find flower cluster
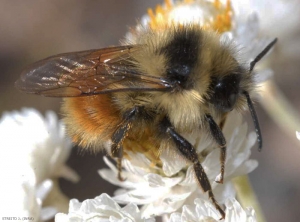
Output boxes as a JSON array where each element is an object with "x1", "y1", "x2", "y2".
[
  {"x1": 168, "y1": 198, "x2": 256, "y2": 222},
  {"x1": 0, "y1": 109, "x2": 78, "y2": 221},
  {"x1": 97, "y1": 112, "x2": 257, "y2": 221},
  {"x1": 55, "y1": 194, "x2": 155, "y2": 222},
  {"x1": 56, "y1": 194, "x2": 256, "y2": 222}
]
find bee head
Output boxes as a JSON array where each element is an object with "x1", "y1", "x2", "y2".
[{"x1": 208, "y1": 71, "x2": 243, "y2": 112}]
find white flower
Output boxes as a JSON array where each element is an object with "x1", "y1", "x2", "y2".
[
  {"x1": 168, "y1": 198, "x2": 256, "y2": 222},
  {"x1": 55, "y1": 193, "x2": 155, "y2": 222},
  {"x1": 0, "y1": 108, "x2": 78, "y2": 183},
  {"x1": 99, "y1": 112, "x2": 257, "y2": 218},
  {"x1": 0, "y1": 108, "x2": 78, "y2": 221},
  {"x1": 296, "y1": 131, "x2": 300, "y2": 141}
]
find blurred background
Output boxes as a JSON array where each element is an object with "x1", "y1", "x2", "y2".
[{"x1": 1, "y1": 0, "x2": 300, "y2": 221}]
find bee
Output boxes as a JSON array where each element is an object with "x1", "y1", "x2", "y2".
[{"x1": 16, "y1": 23, "x2": 277, "y2": 219}]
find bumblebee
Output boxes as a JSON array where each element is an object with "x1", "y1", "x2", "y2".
[{"x1": 16, "y1": 23, "x2": 277, "y2": 218}]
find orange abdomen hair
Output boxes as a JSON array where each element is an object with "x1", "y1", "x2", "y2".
[
  {"x1": 62, "y1": 93, "x2": 162, "y2": 164},
  {"x1": 61, "y1": 94, "x2": 121, "y2": 151}
]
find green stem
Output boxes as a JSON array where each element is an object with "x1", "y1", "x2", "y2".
[{"x1": 260, "y1": 80, "x2": 300, "y2": 141}]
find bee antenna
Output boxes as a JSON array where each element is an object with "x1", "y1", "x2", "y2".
[
  {"x1": 243, "y1": 91, "x2": 262, "y2": 151},
  {"x1": 249, "y1": 38, "x2": 278, "y2": 72}
]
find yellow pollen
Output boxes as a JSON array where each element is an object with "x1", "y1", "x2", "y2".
[
  {"x1": 184, "y1": 0, "x2": 195, "y2": 3},
  {"x1": 214, "y1": 0, "x2": 221, "y2": 10},
  {"x1": 123, "y1": 135, "x2": 162, "y2": 167},
  {"x1": 165, "y1": 0, "x2": 172, "y2": 10},
  {"x1": 147, "y1": 0, "x2": 233, "y2": 33}
]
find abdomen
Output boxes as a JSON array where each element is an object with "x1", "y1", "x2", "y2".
[{"x1": 61, "y1": 94, "x2": 121, "y2": 151}]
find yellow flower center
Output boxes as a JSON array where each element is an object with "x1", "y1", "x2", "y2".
[{"x1": 147, "y1": 0, "x2": 233, "y2": 33}]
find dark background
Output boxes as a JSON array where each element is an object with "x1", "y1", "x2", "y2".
[{"x1": 1, "y1": 1, "x2": 300, "y2": 221}]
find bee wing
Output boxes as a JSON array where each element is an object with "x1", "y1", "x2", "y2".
[{"x1": 16, "y1": 45, "x2": 172, "y2": 97}]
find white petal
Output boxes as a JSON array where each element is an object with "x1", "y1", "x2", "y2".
[
  {"x1": 55, "y1": 213, "x2": 70, "y2": 222},
  {"x1": 169, "y1": 213, "x2": 182, "y2": 222},
  {"x1": 36, "y1": 179, "x2": 53, "y2": 201},
  {"x1": 121, "y1": 203, "x2": 141, "y2": 220},
  {"x1": 182, "y1": 205, "x2": 198, "y2": 221},
  {"x1": 245, "y1": 207, "x2": 257, "y2": 222},
  {"x1": 296, "y1": 131, "x2": 300, "y2": 141},
  {"x1": 224, "y1": 198, "x2": 247, "y2": 222},
  {"x1": 194, "y1": 199, "x2": 220, "y2": 220},
  {"x1": 179, "y1": 166, "x2": 197, "y2": 186},
  {"x1": 114, "y1": 188, "x2": 165, "y2": 205},
  {"x1": 160, "y1": 148, "x2": 186, "y2": 176},
  {"x1": 56, "y1": 194, "x2": 154, "y2": 222},
  {"x1": 54, "y1": 165, "x2": 80, "y2": 183},
  {"x1": 40, "y1": 207, "x2": 58, "y2": 221},
  {"x1": 212, "y1": 182, "x2": 236, "y2": 204},
  {"x1": 144, "y1": 173, "x2": 183, "y2": 188}
]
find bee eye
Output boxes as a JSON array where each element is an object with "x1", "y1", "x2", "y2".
[
  {"x1": 209, "y1": 74, "x2": 241, "y2": 112},
  {"x1": 228, "y1": 93, "x2": 239, "y2": 109}
]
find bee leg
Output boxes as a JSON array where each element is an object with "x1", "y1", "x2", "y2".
[
  {"x1": 205, "y1": 114, "x2": 226, "y2": 184},
  {"x1": 160, "y1": 117, "x2": 225, "y2": 220},
  {"x1": 111, "y1": 107, "x2": 139, "y2": 181},
  {"x1": 111, "y1": 144, "x2": 125, "y2": 181},
  {"x1": 219, "y1": 113, "x2": 228, "y2": 130}
]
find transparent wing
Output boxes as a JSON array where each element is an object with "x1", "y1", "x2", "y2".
[{"x1": 16, "y1": 45, "x2": 172, "y2": 97}]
